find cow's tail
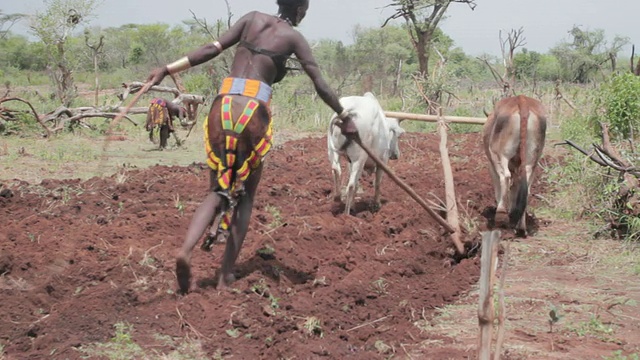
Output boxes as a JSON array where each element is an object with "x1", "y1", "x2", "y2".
[{"x1": 509, "y1": 97, "x2": 530, "y2": 226}]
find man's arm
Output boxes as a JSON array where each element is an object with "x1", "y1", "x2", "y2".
[
  {"x1": 148, "y1": 12, "x2": 255, "y2": 84},
  {"x1": 293, "y1": 33, "x2": 345, "y2": 116},
  {"x1": 186, "y1": 11, "x2": 254, "y2": 66}
]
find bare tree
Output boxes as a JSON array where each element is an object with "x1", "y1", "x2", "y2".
[
  {"x1": 383, "y1": 0, "x2": 476, "y2": 78},
  {"x1": 500, "y1": 27, "x2": 526, "y2": 88},
  {"x1": 29, "y1": 0, "x2": 100, "y2": 106},
  {"x1": 85, "y1": 30, "x2": 105, "y2": 107}
]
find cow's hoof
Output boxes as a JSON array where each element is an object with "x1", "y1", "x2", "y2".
[
  {"x1": 514, "y1": 228, "x2": 527, "y2": 238},
  {"x1": 494, "y1": 211, "x2": 509, "y2": 227}
]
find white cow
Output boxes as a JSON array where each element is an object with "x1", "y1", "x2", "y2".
[{"x1": 327, "y1": 92, "x2": 405, "y2": 215}]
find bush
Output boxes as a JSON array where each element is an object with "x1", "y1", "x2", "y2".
[{"x1": 593, "y1": 72, "x2": 640, "y2": 139}]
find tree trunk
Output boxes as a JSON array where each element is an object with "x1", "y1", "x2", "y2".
[
  {"x1": 415, "y1": 31, "x2": 431, "y2": 78},
  {"x1": 94, "y1": 55, "x2": 100, "y2": 107}
]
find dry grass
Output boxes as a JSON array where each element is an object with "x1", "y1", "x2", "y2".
[{"x1": 407, "y1": 218, "x2": 640, "y2": 359}]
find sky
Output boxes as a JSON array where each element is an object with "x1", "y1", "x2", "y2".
[{"x1": 2, "y1": 0, "x2": 639, "y2": 57}]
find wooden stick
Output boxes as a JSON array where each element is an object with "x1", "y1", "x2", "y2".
[
  {"x1": 384, "y1": 111, "x2": 486, "y2": 125},
  {"x1": 494, "y1": 241, "x2": 510, "y2": 360},
  {"x1": 100, "y1": 81, "x2": 153, "y2": 163},
  {"x1": 478, "y1": 230, "x2": 501, "y2": 360},
  {"x1": 111, "y1": 82, "x2": 152, "y2": 129},
  {"x1": 345, "y1": 315, "x2": 391, "y2": 332},
  {"x1": 437, "y1": 110, "x2": 465, "y2": 254},
  {"x1": 352, "y1": 135, "x2": 456, "y2": 235}
]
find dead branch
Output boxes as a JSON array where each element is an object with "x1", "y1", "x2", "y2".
[
  {"x1": 561, "y1": 122, "x2": 639, "y2": 177},
  {"x1": 411, "y1": 74, "x2": 440, "y2": 114},
  {"x1": 499, "y1": 27, "x2": 526, "y2": 90},
  {"x1": 118, "y1": 82, "x2": 181, "y2": 104},
  {"x1": 599, "y1": 123, "x2": 634, "y2": 169},
  {"x1": 555, "y1": 140, "x2": 608, "y2": 167},
  {"x1": 189, "y1": 9, "x2": 217, "y2": 41},
  {"x1": 0, "y1": 97, "x2": 52, "y2": 137},
  {"x1": 593, "y1": 146, "x2": 631, "y2": 172},
  {"x1": 554, "y1": 81, "x2": 577, "y2": 111},
  {"x1": 477, "y1": 57, "x2": 511, "y2": 97}
]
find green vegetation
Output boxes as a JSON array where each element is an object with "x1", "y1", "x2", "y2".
[
  {"x1": 78, "y1": 322, "x2": 208, "y2": 360},
  {"x1": 603, "y1": 351, "x2": 640, "y2": 360},
  {"x1": 593, "y1": 72, "x2": 640, "y2": 139}
]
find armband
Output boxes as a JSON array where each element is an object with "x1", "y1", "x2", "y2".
[
  {"x1": 166, "y1": 56, "x2": 191, "y2": 75},
  {"x1": 213, "y1": 41, "x2": 223, "y2": 52}
]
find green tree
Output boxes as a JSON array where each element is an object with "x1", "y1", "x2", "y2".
[
  {"x1": 0, "y1": 10, "x2": 25, "y2": 40},
  {"x1": 550, "y1": 26, "x2": 628, "y2": 83},
  {"x1": 29, "y1": 0, "x2": 101, "y2": 106},
  {"x1": 593, "y1": 72, "x2": 640, "y2": 139},
  {"x1": 0, "y1": 34, "x2": 48, "y2": 71},
  {"x1": 384, "y1": 0, "x2": 476, "y2": 78},
  {"x1": 351, "y1": 24, "x2": 417, "y2": 95}
]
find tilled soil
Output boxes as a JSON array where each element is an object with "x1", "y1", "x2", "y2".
[{"x1": 0, "y1": 132, "x2": 526, "y2": 359}]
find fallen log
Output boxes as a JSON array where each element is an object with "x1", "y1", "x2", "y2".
[
  {"x1": 119, "y1": 81, "x2": 180, "y2": 100},
  {"x1": 384, "y1": 111, "x2": 486, "y2": 125}
]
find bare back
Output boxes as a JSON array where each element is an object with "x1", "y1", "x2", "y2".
[{"x1": 227, "y1": 12, "x2": 300, "y2": 85}]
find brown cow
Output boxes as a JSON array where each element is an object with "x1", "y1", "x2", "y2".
[{"x1": 482, "y1": 95, "x2": 547, "y2": 236}]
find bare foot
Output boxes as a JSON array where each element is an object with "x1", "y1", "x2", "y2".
[{"x1": 175, "y1": 256, "x2": 191, "y2": 294}]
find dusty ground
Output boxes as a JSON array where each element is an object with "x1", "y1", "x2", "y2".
[{"x1": 0, "y1": 131, "x2": 638, "y2": 360}]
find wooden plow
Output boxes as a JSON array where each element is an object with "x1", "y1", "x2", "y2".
[{"x1": 353, "y1": 110, "x2": 487, "y2": 255}]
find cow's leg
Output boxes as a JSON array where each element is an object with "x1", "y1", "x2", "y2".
[
  {"x1": 487, "y1": 155, "x2": 501, "y2": 207},
  {"x1": 496, "y1": 155, "x2": 511, "y2": 214},
  {"x1": 373, "y1": 165, "x2": 383, "y2": 210},
  {"x1": 217, "y1": 163, "x2": 263, "y2": 289},
  {"x1": 330, "y1": 154, "x2": 342, "y2": 202},
  {"x1": 515, "y1": 163, "x2": 537, "y2": 233},
  {"x1": 176, "y1": 189, "x2": 223, "y2": 294},
  {"x1": 345, "y1": 159, "x2": 365, "y2": 215}
]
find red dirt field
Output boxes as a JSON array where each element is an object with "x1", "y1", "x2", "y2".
[{"x1": 0, "y1": 132, "x2": 535, "y2": 359}]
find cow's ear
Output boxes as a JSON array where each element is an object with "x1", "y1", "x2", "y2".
[{"x1": 395, "y1": 126, "x2": 406, "y2": 135}]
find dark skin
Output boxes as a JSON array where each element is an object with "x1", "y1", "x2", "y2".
[
  {"x1": 145, "y1": 99, "x2": 186, "y2": 133},
  {"x1": 147, "y1": 1, "x2": 357, "y2": 292}
]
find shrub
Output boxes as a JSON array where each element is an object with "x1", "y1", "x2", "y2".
[{"x1": 592, "y1": 72, "x2": 640, "y2": 139}]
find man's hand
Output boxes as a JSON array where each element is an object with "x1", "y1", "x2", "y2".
[
  {"x1": 147, "y1": 67, "x2": 169, "y2": 86},
  {"x1": 338, "y1": 114, "x2": 358, "y2": 139}
]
